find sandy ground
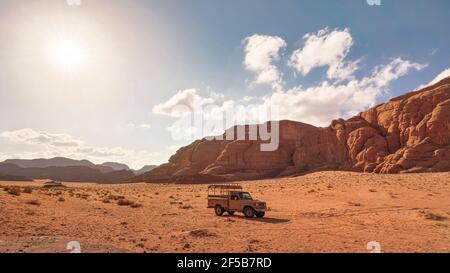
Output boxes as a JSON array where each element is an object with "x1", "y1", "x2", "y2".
[{"x1": 0, "y1": 171, "x2": 449, "y2": 253}]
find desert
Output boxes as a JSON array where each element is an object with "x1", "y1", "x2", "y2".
[
  {"x1": 1, "y1": 171, "x2": 449, "y2": 253},
  {"x1": 1, "y1": 1, "x2": 450, "y2": 257}
]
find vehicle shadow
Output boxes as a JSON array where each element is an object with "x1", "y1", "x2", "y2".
[{"x1": 229, "y1": 215, "x2": 290, "y2": 224}]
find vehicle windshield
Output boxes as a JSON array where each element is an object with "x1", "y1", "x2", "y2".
[{"x1": 239, "y1": 192, "x2": 253, "y2": 200}]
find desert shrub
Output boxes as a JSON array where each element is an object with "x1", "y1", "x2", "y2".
[
  {"x1": 7, "y1": 187, "x2": 21, "y2": 196},
  {"x1": 130, "y1": 202, "x2": 143, "y2": 208},
  {"x1": 26, "y1": 200, "x2": 41, "y2": 206},
  {"x1": 189, "y1": 229, "x2": 217, "y2": 238},
  {"x1": 22, "y1": 187, "x2": 33, "y2": 194},
  {"x1": 117, "y1": 199, "x2": 142, "y2": 208},
  {"x1": 425, "y1": 212, "x2": 447, "y2": 221},
  {"x1": 118, "y1": 199, "x2": 132, "y2": 206},
  {"x1": 180, "y1": 204, "x2": 193, "y2": 210},
  {"x1": 109, "y1": 194, "x2": 125, "y2": 201},
  {"x1": 58, "y1": 197, "x2": 65, "y2": 202}
]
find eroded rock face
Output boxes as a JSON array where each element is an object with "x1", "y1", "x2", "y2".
[{"x1": 135, "y1": 77, "x2": 450, "y2": 183}]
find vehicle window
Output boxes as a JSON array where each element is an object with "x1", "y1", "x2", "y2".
[
  {"x1": 239, "y1": 192, "x2": 253, "y2": 200},
  {"x1": 231, "y1": 195, "x2": 239, "y2": 200}
]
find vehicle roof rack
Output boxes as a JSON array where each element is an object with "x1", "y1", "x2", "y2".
[{"x1": 208, "y1": 184, "x2": 242, "y2": 190}]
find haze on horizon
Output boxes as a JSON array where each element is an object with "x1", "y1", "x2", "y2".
[{"x1": 0, "y1": 0, "x2": 449, "y2": 169}]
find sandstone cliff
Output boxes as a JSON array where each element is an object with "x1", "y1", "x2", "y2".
[{"x1": 135, "y1": 77, "x2": 450, "y2": 183}]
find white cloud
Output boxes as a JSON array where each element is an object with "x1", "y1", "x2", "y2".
[
  {"x1": 168, "y1": 145, "x2": 181, "y2": 152},
  {"x1": 367, "y1": 58, "x2": 427, "y2": 88},
  {"x1": 418, "y1": 68, "x2": 450, "y2": 89},
  {"x1": 244, "y1": 34, "x2": 286, "y2": 90},
  {"x1": 1, "y1": 128, "x2": 83, "y2": 147},
  {"x1": 139, "y1": 124, "x2": 152, "y2": 129},
  {"x1": 154, "y1": 28, "x2": 426, "y2": 143},
  {"x1": 152, "y1": 89, "x2": 217, "y2": 117},
  {"x1": 289, "y1": 27, "x2": 359, "y2": 81},
  {"x1": 0, "y1": 128, "x2": 163, "y2": 169},
  {"x1": 166, "y1": 123, "x2": 198, "y2": 136},
  {"x1": 128, "y1": 123, "x2": 152, "y2": 129},
  {"x1": 158, "y1": 58, "x2": 425, "y2": 129},
  {"x1": 255, "y1": 58, "x2": 426, "y2": 126}
]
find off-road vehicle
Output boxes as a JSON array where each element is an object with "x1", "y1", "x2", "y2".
[{"x1": 207, "y1": 184, "x2": 269, "y2": 218}]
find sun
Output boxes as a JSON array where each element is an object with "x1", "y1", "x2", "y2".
[{"x1": 49, "y1": 37, "x2": 87, "y2": 72}]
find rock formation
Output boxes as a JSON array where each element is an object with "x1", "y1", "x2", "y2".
[{"x1": 135, "y1": 77, "x2": 450, "y2": 183}]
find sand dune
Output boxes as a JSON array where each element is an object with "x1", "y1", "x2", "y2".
[{"x1": 0, "y1": 171, "x2": 449, "y2": 253}]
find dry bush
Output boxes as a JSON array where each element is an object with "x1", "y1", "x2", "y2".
[
  {"x1": 58, "y1": 197, "x2": 65, "y2": 202},
  {"x1": 180, "y1": 204, "x2": 193, "y2": 210},
  {"x1": 117, "y1": 199, "x2": 142, "y2": 208},
  {"x1": 28, "y1": 199, "x2": 40, "y2": 205},
  {"x1": 424, "y1": 212, "x2": 447, "y2": 221},
  {"x1": 6, "y1": 187, "x2": 21, "y2": 196},
  {"x1": 22, "y1": 187, "x2": 33, "y2": 194},
  {"x1": 118, "y1": 199, "x2": 132, "y2": 206},
  {"x1": 130, "y1": 202, "x2": 143, "y2": 208},
  {"x1": 189, "y1": 229, "x2": 217, "y2": 238},
  {"x1": 109, "y1": 194, "x2": 125, "y2": 201}
]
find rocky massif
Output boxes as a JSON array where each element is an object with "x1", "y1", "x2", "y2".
[{"x1": 136, "y1": 77, "x2": 450, "y2": 183}]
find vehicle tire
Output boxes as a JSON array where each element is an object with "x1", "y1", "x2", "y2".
[
  {"x1": 255, "y1": 212, "x2": 265, "y2": 218},
  {"x1": 244, "y1": 207, "x2": 255, "y2": 218},
  {"x1": 215, "y1": 205, "x2": 225, "y2": 216},
  {"x1": 227, "y1": 211, "x2": 235, "y2": 216}
]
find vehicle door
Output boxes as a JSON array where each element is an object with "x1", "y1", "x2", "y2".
[{"x1": 228, "y1": 192, "x2": 241, "y2": 211}]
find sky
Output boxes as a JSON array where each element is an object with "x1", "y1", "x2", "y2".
[{"x1": 0, "y1": 0, "x2": 449, "y2": 169}]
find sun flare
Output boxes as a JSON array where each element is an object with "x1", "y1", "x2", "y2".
[{"x1": 49, "y1": 37, "x2": 87, "y2": 72}]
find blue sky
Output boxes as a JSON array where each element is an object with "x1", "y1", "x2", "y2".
[{"x1": 0, "y1": 0, "x2": 449, "y2": 168}]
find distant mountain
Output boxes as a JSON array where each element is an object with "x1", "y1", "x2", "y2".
[
  {"x1": 101, "y1": 162, "x2": 131, "y2": 171},
  {"x1": 3, "y1": 157, "x2": 114, "y2": 173},
  {"x1": 134, "y1": 165, "x2": 157, "y2": 175},
  {"x1": 4, "y1": 157, "x2": 94, "y2": 168},
  {"x1": 0, "y1": 157, "x2": 162, "y2": 183},
  {"x1": 0, "y1": 172, "x2": 33, "y2": 182},
  {"x1": 0, "y1": 163, "x2": 134, "y2": 183}
]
